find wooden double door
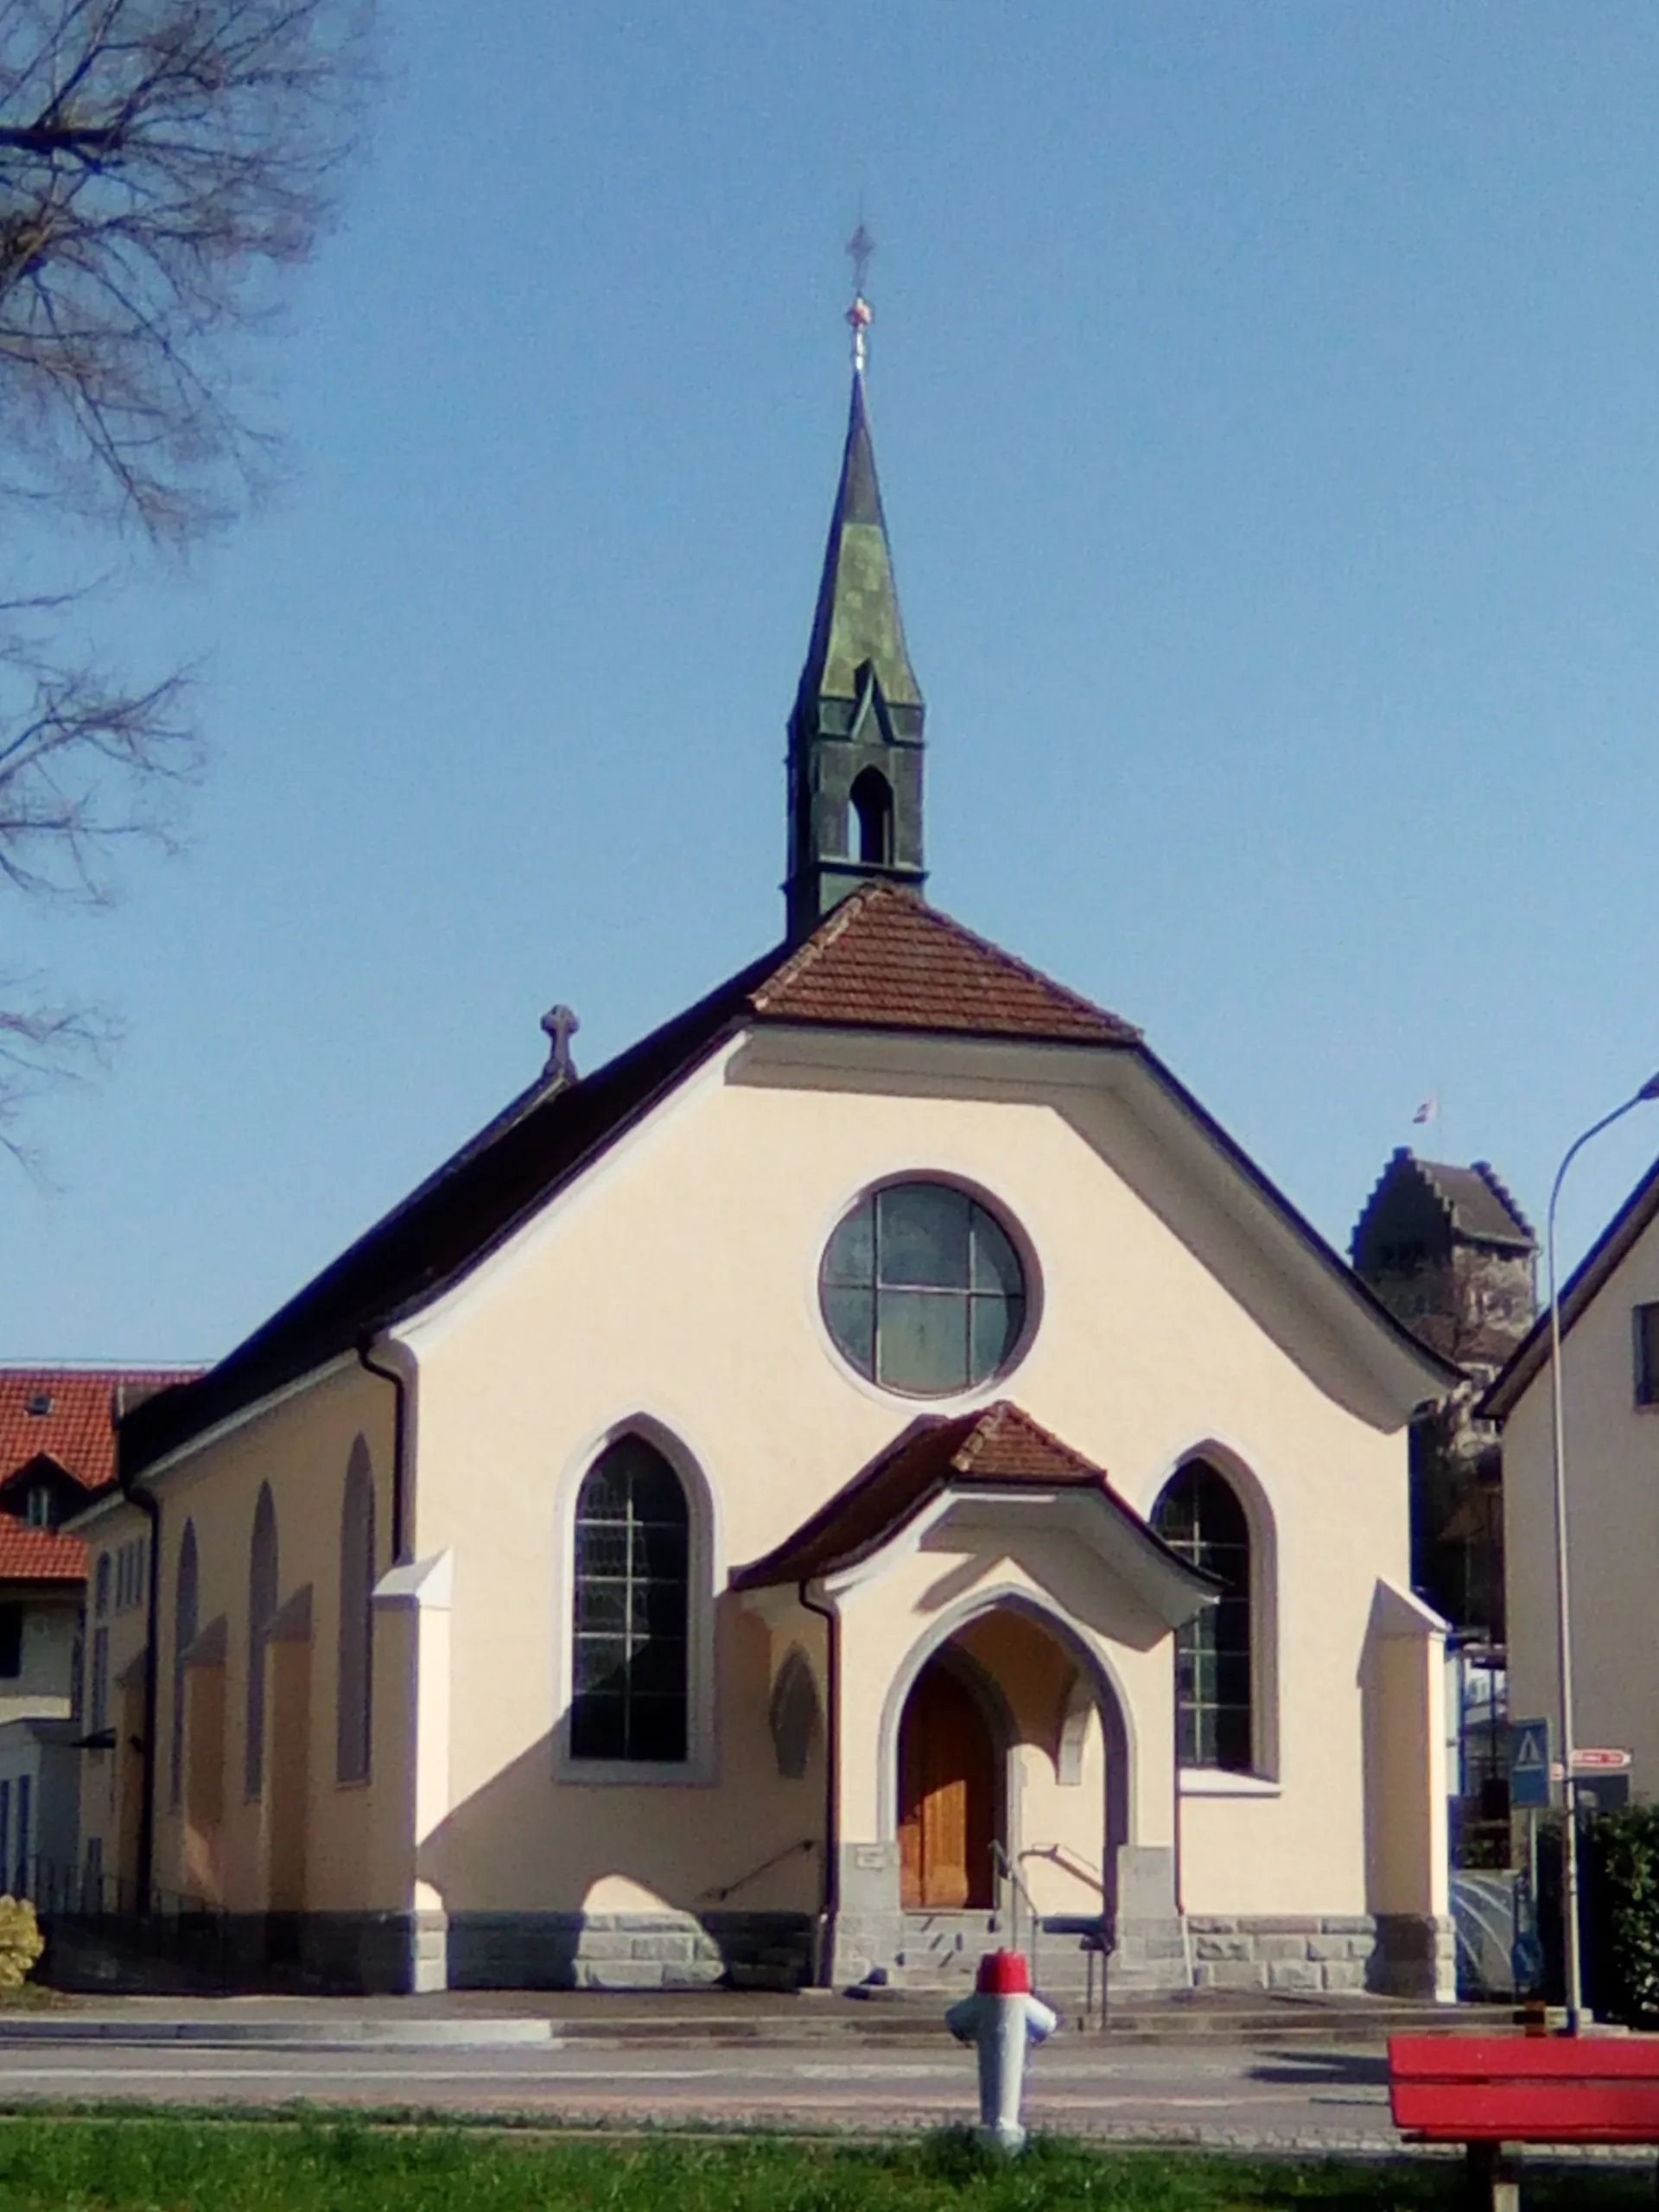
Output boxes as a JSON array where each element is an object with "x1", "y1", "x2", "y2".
[{"x1": 898, "y1": 1657, "x2": 999, "y2": 1910}]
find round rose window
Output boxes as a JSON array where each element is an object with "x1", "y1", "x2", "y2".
[{"x1": 819, "y1": 1180, "x2": 1028, "y2": 1395}]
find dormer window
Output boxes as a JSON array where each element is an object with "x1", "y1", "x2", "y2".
[
  {"x1": 23, "y1": 1489, "x2": 51, "y2": 1529},
  {"x1": 24, "y1": 1393, "x2": 50, "y2": 1418}
]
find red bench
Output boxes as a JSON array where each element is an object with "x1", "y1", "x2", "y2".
[{"x1": 1389, "y1": 2035, "x2": 1659, "y2": 2210}]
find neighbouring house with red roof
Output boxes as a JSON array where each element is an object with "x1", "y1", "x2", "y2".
[
  {"x1": 77, "y1": 321, "x2": 1458, "y2": 2000},
  {"x1": 0, "y1": 1369, "x2": 197, "y2": 1905}
]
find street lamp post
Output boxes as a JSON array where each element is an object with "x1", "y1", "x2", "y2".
[{"x1": 1545, "y1": 1073, "x2": 1659, "y2": 2035}]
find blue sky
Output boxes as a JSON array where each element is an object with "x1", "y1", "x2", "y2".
[{"x1": 8, "y1": 1, "x2": 1659, "y2": 1359}]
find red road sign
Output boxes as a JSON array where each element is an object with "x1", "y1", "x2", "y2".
[{"x1": 1573, "y1": 1748, "x2": 1632, "y2": 1770}]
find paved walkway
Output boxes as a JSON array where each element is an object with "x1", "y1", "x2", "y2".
[{"x1": 15, "y1": 1985, "x2": 1484, "y2": 2041}]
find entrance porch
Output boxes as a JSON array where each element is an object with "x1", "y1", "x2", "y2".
[{"x1": 731, "y1": 1401, "x2": 1216, "y2": 1994}]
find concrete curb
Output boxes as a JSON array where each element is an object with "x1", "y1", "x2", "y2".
[{"x1": 0, "y1": 2018, "x2": 556, "y2": 2049}]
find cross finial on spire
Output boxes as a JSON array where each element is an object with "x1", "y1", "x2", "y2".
[
  {"x1": 540, "y1": 1002, "x2": 580, "y2": 1086},
  {"x1": 845, "y1": 219, "x2": 874, "y2": 377},
  {"x1": 847, "y1": 219, "x2": 874, "y2": 295}
]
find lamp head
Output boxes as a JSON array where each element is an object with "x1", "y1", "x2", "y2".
[{"x1": 1640, "y1": 1074, "x2": 1659, "y2": 1102}]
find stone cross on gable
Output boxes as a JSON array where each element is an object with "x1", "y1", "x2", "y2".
[{"x1": 541, "y1": 1003, "x2": 580, "y2": 1085}]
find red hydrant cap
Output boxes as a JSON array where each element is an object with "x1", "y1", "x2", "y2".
[{"x1": 976, "y1": 1949, "x2": 1030, "y2": 1994}]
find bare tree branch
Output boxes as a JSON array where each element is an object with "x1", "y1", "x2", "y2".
[
  {"x1": 0, "y1": 597, "x2": 201, "y2": 904},
  {"x1": 0, "y1": 972, "x2": 118, "y2": 1176},
  {"x1": 0, "y1": 0, "x2": 375, "y2": 1160},
  {"x1": 0, "y1": 0, "x2": 376, "y2": 537}
]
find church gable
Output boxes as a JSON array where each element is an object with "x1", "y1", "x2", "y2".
[{"x1": 123, "y1": 873, "x2": 1446, "y2": 1491}]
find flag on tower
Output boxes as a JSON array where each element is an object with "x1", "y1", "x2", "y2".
[{"x1": 1412, "y1": 1093, "x2": 1439, "y2": 1126}]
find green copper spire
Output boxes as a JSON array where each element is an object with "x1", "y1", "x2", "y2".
[{"x1": 785, "y1": 289, "x2": 926, "y2": 942}]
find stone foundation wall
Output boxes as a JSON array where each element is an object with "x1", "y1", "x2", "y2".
[
  {"x1": 122, "y1": 1909, "x2": 814, "y2": 1994},
  {"x1": 208, "y1": 1910, "x2": 449, "y2": 1993},
  {"x1": 1187, "y1": 1913, "x2": 1456, "y2": 1999},
  {"x1": 446, "y1": 1910, "x2": 815, "y2": 1993},
  {"x1": 1109, "y1": 1916, "x2": 1188, "y2": 1992}
]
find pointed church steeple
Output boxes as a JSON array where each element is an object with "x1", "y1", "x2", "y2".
[{"x1": 785, "y1": 284, "x2": 926, "y2": 941}]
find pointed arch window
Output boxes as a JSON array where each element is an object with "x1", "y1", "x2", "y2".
[
  {"x1": 849, "y1": 766, "x2": 894, "y2": 867},
  {"x1": 245, "y1": 1484, "x2": 278, "y2": 1798},
  {"x1": 336, "y1": 1440, "x2": 376, "y2": 1784},
  {"x1": 1152, "y1": 1461, "x2": 1252, "y2": 1772},
  {"x1": 570, "y1": 1436, "x2": 689, "y2": 1764},
  {"x1": 170, "y1": 1522, "x2": 199, "y2": 1809}
]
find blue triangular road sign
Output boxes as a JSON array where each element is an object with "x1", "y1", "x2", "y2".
[{"x1": 1510, "y1": 1719, "x2": 1551, "y2": 1807}]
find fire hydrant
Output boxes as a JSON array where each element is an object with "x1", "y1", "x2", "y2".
[{"x1": 945, "y1": 1948, "x2": 1058, "y2": 2152}]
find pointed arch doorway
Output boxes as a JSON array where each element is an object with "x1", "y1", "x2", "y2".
[{"x1": 897, "y1": 1655, "x2": 999, "y2": 1909}]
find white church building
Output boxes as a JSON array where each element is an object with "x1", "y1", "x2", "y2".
[{"x1": 76, "y1": 316, "x2": 1458, "y2": 1999}]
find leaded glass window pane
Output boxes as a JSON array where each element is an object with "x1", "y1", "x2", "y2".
[
  {"x1": 823, "y1": 1284, "x2": 875, "y2": 1370},
  {"x1": 822, "y1": 1203, "x2": 874, "y2": 1287},
  {"x1": 970, "y1": 1294, "x2": 1023, "y2": 1379},
  {"x1": 879, "y1": 1184, "x2": 969, "y2": 1287},
  {"x1": 878, "y1": 1287, "x2": 970, "y2": 1393},
  {"x1": 971, "y1": 1210, "x2": 1023, "y2": 1299},
  {"x1": 569, "y1": 1438, "x2": 690, "y2": 1764},
  {"x1": 818, "y1": 1181, "x2": 1029, "y2": 1396},
  {"x1": 1152, "y1": 1462, "x2": 1253, "y2": 1775}
]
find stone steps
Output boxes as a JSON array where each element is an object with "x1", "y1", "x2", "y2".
[{"x1": 892, "y1": 1910, "x2": 1105, "y2": 1998}]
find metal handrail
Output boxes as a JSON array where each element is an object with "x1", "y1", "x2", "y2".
[
  {"x1": 989, "y1": 1840, "x2": 1040, "y2": 1993},
  {"x1": 700, "y1": 1837, "x2": 816, "y2": 1905},
  {"x1": 1021, "y1": 1842, "x2": 1109, "y2": 1899}
]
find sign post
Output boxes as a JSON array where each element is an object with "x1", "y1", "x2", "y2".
[{"x1": 1508, "y1": 1720, "x2": 1550, "y2": 1998}]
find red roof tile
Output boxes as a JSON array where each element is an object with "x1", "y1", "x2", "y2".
[
  {"x1": 0, "y1": 1522, "x2": 86, "y2": 1583},
  {"x1": 0, "y1": 1368, "x2": 201, "y2": 1495},
  {"x1": 732, "y1": 1401, "x2": 1116, "y2": 1588},
  {"x1": 749, "y1": 885, "x2": 1140, "y2": 1046}
]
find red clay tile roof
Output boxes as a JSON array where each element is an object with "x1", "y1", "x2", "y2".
[
  {"x1": 0, "y1": 1523, "x2": 86, "y2": 1583},
  {"x1": 733, "y1": 1401, "x2": 1124, "y2": 1588},
  {"x1": 749, "y1": 884, "x2": 1140, "y2": 1046},
  {"x1": 0, "y1": 1367, "x2": 201, "y2": 1495}
]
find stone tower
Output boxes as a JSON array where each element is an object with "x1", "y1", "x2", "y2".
[
  {"x1": 1351, "y1": 1149, "x2": 1537, "y2": 1638},
  {"x1": 784, "y1": 312, "x2": 925, "y2": 942}
]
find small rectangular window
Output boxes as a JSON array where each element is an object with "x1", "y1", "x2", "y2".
[
  {"x1": 1636, "y1": 1305, "x2": 1659, "y2": 1406},
  {"x1": 0, "y1": 1609, "x2": 22, "y2": 1681}
]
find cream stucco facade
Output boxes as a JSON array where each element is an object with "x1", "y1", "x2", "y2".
[{"x1": 81, "y1": 1006, "x2": 1454, "y2": 1999}]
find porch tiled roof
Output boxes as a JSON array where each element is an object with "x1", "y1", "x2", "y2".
[{"x1": 733, "y1": 1401, "x2": 1131, "y2": 1588}]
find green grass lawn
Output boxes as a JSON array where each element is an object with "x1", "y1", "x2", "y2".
[{"x1": 0, "y1": 2122, "x2": 1646, "y2": 2212}]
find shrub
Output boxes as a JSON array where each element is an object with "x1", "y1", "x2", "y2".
[
  {"x1": 0, "y1": 1896, "x2": 42, "y2": 1993},
  {"x1": 1585, "y1": 1803, "x2": 1659, "y2": 2027}
]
